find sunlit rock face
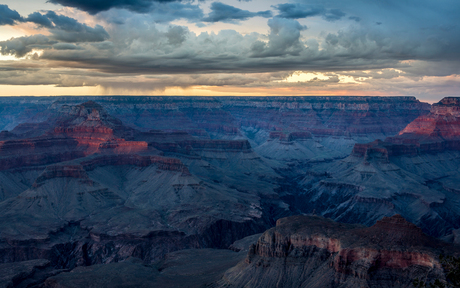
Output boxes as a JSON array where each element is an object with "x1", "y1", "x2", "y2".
[
  {"x1": 384, "y1": 97, "x2": 460, "y2": 154},
  {"x1": 298, "y1": 97, "x2": 460, "y2": 240},
  {"x1": 219, "y1": 215, "x2": 458, "y2": 288}
]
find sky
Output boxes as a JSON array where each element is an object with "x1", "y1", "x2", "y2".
[{"x1": 0, "y1": 0, "x2": 459, "y2": 102}]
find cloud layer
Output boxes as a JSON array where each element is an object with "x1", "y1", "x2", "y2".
[{"x1": 0, "y1": 0, "x2": 459, "y2": 100}]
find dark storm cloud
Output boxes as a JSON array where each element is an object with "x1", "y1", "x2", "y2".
[
  {"x1": 273, "y1": 3, "x2": 346, "y2": 22},
  {"x1": 323, "y1": 9, "x2": 345, "y2": 21},
  {"x1": 50, "y1": 25, "x2": 109, "y2": 42},
  {"x1": 0, "y1": 4, "x2": 22, "y2": 25},
  {"x1": 42, "y1": 11, "x2": 110, "y2": 42},
  {"x1": 44, "y1": 11, "x2": 89, "y2": 31},
  {"x1": 0, "y1": 4, "x2": 110, "y2": 41},
  {"x1": 99, "y1": 2, "x2": 203, "y2": 24},
  {"x1": 47, "y1": 0, "x2": 182, "y2": 14},
  {"x1": 348, "y1": 16, "x2": 360, "y2": 22},
  {"x1": 274, "y1": 4, "x2": 324, "y2": 19},
  {"x1": 202, "y1": 2, "x2": 272, "y2": 23},
  {"x1": 25, "y1": 12, "x2": 54, "y2": 28},
  {"x1": 0, "y1": 8, "x2": 111, "y2": 43},
  {"x1": 0, "y1": 7, "x2": 109, "y2": 57}
]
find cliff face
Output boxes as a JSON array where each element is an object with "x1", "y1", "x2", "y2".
[
  {"x1": 350, "y1": 98, "x2": 460, "y2": 158},
  {"x1": 220, "y1": 215, "x2": 457, "y2": 288},
  {"x1": 385, "y1": 97, "x2": 460, "y2": 150},
  {"x1": 221, "y1": 96, "x2": 429, "y2": 137}
]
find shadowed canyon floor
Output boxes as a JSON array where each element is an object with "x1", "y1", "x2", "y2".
[{"x1": 2, "y1": 96, "x2": 460, "y2": 287}]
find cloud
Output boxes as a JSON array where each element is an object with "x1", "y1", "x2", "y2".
[
  {"x1": 0, "y1": 4, "x2": 23, "y2": 25},
  {"x1": 18, "y1": 10, "x2": 111, "y2": 43},
  {"x1": 0, "y1": 35, "x2": 57, "y2": 57},
  {"x1": 202, "y1": 2, "x2": 272, "y2": 23},
  {"x1": 348, "y1": 16, "x2": 360, "y2": 22},
  {"x1": 2, "y1": 0, "x2": 460, "y2": 101},
  {"x1": 323, "y1": 9, "x2": 345, "y2": 21},
  {"x1": 25, "y1": 12, "x2": 54, "y2": 28},
  {"x1": 273, "y1": 3, "x2": 346, "y2": 22},
  {"x1": 0, "y1": 9, "x2": 109, "y2": 57},
  {"x1": 47, "y1": 0, "x2": 182, "y2": 15},
  {"x1": 52, "y1": 43, "x2": 84, "y2": 50},
  {"x1": 49, "y1": 24, "x2": 109, "y2": 42},
  {"x1": 98, "y1": 2, "x2": 203, "y2": 24},
  {"x1": 0, "y1": 5, "x2": 110, "y2": 43},
  {"x1": 274, "y1": 4, "x2": 324, "y2": 19},
  {"x1": 251, "y1": 18, "x2": 306, "y2": 57},
  {"x1": 165, "y1": 26, "x2": 188, "y2": 45}
]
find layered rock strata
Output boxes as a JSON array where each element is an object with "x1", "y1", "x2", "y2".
[{"x1": 0, "y1": 96, "x2": 430, "y2": 151}]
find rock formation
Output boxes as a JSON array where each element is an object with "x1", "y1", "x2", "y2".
[
  {"x1": 0, "y1": 96, "x2": 430, "y2": 156},
  {"x1": 219, "y1": 215, "x2": 459, "y2": 288}
]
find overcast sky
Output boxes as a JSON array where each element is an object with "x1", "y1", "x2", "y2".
[{"x1": 0, "y1": 0, "x2": 459, "y2": 101}]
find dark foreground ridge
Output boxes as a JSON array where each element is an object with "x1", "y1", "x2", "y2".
[
  {"x1": 218, "y1": 214, "x2": 460, "y2": 288},
  {"x1": 5, "y1": 215, "x2": 459, "y2": 288}
]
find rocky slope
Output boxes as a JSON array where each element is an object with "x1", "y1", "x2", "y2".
[
  {"x1": 219, "y1": 214, "x2": 459, "y2": 288},
  {"x1": 0, "y1": 233, "x2": 261, "y2": 288}
]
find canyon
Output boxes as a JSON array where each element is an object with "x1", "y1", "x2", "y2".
[{"x1": 1, "y1": 96, "x2": 459, "y2": 287}]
